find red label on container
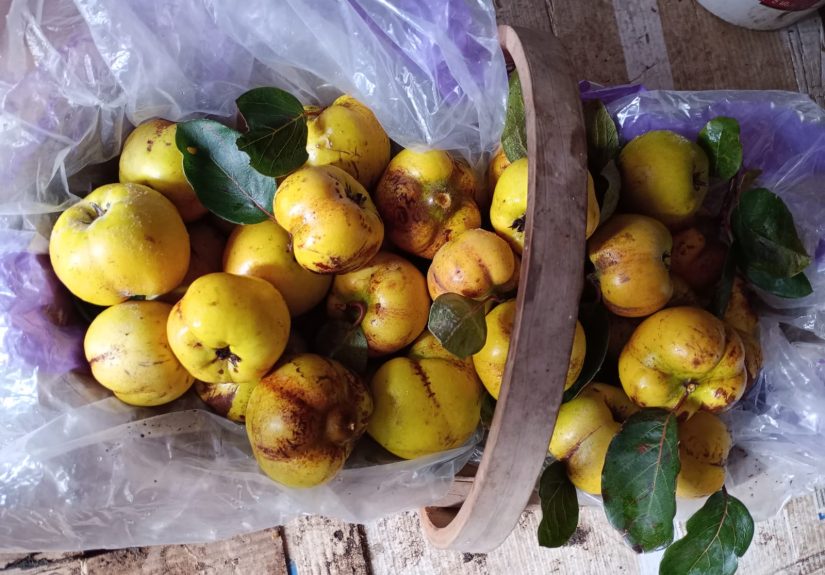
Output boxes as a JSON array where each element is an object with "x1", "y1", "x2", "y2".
[{"x1": 760, "y1": 0, "x2": 820, "y2": 10}]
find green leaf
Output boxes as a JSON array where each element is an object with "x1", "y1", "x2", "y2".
[
  {"x1": 176, "y1": 120, "x2": 277, "y2": 224},
  {"x1": 659, "y1": 489, "x2": 754, "y2": 575},
  {"x1": 563, "y1": 302, "x2": 610, "y2": 403},
  {"x1": 732, "y1": 188, "x2": 810, "y2": 278},
  {"x1": 698, "y1": 117, "x2": 743, "y2": 181},
  {"x1": 427, "y1": 293, "x2": 487, "y2": 359},
  {"x1": 537, "y1": 461, "x2": 579, "y2": 548},
  {"x1": 602, "y1": 409, "x2": 680, "y2": 553},
  {"x1": 480, "y1": 392, "x2": 497, "y2": 428},
  {"x1": 745, "y1": 267, "x2": 813, "y2": 299},
  {"x1": 596, "y1": 159, "x2": 621, "y2": 225},
  {"x1": 710, "y1": 248, "x2": 737, "y2": 318},
  {"x1": 313, "y1": 320, "x2": 369, "y2": 374},
  {"x1": 235, "y1": 87, "x2": 308, "y2": 178},
  {"x1": 501, "y1": 72, "x2": 528, "y2": 162},
  {"x1": 584, "y1": 100, "x2": 620, "y2": 173}
]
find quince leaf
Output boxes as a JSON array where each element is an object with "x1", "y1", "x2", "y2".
[
  {"x1": 584, "y1": 99, "x2": 620, "y2": 173},
  {"x1": 236, "y1": 87, "x2": 308, "y2": 178},
  {"x1": 602, "y1": 408, "x2": 680, "y2": 553},
  {"x1": 698, "y1": 117, "x2": 743, "y2": 182},
  {"x1": 537, "y1": 460, "x2": 579, "y2": 548},
  {"x1": 563, "y1": 302, "x2": 610, "y2": 403},
  {"x1": 731, "y1": 187, "x2": 810, "y2": 278},
  {"x1": 659, "y1": 488, "x2": 754, "y2": 575},
  {"x1": 176, "y1": 119, "x2": 276, "y2": 224},
  {"x1": 597, "y1": 159, "x2": 621, "y2": 224},
  {"x1": 745, "y1": 267, "x2": 813, "y2": 299},
  {"x1": 501, "y1": 72, "x2": 528, "y2": 162},
  {"x1": 710, "y1": 249, "x2": 738, "y2": 318},
  {"x1": 314, "y1": 320, "x2": 368, "y2": 374},
  {"x1": 427, "y1": 293, "x2": 487, "y2": 359}
]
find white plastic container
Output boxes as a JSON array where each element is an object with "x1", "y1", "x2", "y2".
[{"x1": 697, "y1": 0, "x2": 825, "y2": 30}]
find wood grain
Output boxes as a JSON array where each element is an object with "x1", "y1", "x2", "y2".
[
  {"x1": 0, "y1": 528, "x2": 287, "y2": 575},
  {"x1": 282, "y1": 516, "x2": 370, "y2": 575},
  {"x1": 612, "y1": 0, "x2": 674, "y2": 87},
  {"x1": 783, "y1": 13, "x2": 825, "y2": 105},
  {"x1": 496, "y1": 0, "x2": 630, "y2": 86},
  {"x1": 657, "y1": 0, "x2": 798, "y2": 92}
]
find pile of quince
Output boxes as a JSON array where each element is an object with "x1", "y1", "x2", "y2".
[
  {"x1": 49, "y1": 94, "x2": 592, "y2": 489},
  {"x1": 549, "y1": 128, "x2": 764, "y2": 500}
]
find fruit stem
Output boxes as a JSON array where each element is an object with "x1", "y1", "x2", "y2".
[
  {"x1": 345, "y1": 301, "x2": 368, "y2": 326},
  {"x1": 215, "y1": 346, "x2": 242, "y2": 368}
]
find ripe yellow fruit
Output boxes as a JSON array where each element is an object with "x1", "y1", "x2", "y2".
[
  {"x1": 490, "y1": 158, "x2": 528, "y2": 254},
  {"x1": 195, "y1": 380, "x2": 258, "y2": 423},
  {"x1": 724, "y1": 276, "x2": 763, "y2": 387},
  {"x1": 677, "y1": 411, "x2": 731, "y2": 498},
  {"x1": 49, "y1": 183, "x2": 190, "y2": 306},
  {"x1": 223, "y1": 220, "x2": 332, "y2": 316},
  {"x1": 375, "y1": 149, "x2": 481, "y2": 259},
  {"x1": 588, "y1": 213, "x2": 673, "y2": 318},
  {"x1": 368, "y1": 332, "x2": 483, "y2": 459},
  {"x1": 246, "y1": 354, "x2": 372, "y2": 487},
  {"x1": 473, "y1": 301, "x2": 586, "y2": 398},
  {"x1": 274, "y1": 165, "x2": 384, "y2": 274},
  {"x1": 306, "y1": 95, "x2": 390, "y2": 189},
  {"x1": 428, "y1": 229, "x2": 519, "y2": 301},
  {"x1": 327, "y1": 251, "x2": 429, "y2": 356},
  {"x1": 167, "y1": 272, "x2": 290, "y2": 384},
  {"x1": 491, "y1": 160, "x2": 599, "y2": 254},
  {"x1": 549, "y1": 383, "x2": 639, "y2": 494},
  {"x1": 619, "y1": 130, "x2": 710, "y2": 229},
  {"x1": 84, "y1": 301, "x2": 193, "y2": 406},
  {"x1": 119, "y1": 119, "x2": 207, "y2": 222},
  {"x1": 487, "y1": 146, "x2": 511, "y2": 194},
  {"x1": 619, "y1": 306, "x2": 748, "y2": 418},
  {"x1": 585, "y1": 171, "x2": 600, "y2": 240}
]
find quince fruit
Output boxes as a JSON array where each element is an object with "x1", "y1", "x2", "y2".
[
  {"x1": 588, "y1": 214, "x2": 673, "y2": 318},
  {"x1": 327, "y1": 251, "x2": 429, "y2": 356},
  {"x1": 375, "y1": 149, "x2": 480, "y2": 259},
  {"x1": 676, "y1": 411, "x2": 731, "y2": 498},
  {"x1": 49, "y1": 183, "x2": 190, "y2": 306},
  {"x1": 619, "y1": 130, "x2": 710, "y2": 229},
  {"x1": 306, "y1": 95, "x2": 390, "y2": 189},
  {"x1": 368, "y1": 332, "x2": 483, "y2": 459},
  {"x1": 619, "y1": 306, "x2": 748, "y2": 417},
  {"x1": 223, "y1": 219, "x2": 332, "y2": 316},
  {"x1": 274, "y1": 165, "x2": 383, "y2": 274},
  {"x1": 167, "y1": 272, "x2": 290, "y2": 384},
  {"x1": 549, "y1": 383, "x2": 639, "y2": 494},
  {"x1": 85, "y1": 301, "x2": 193, "y2": 406},
  {"x1": 246, "y1": 353, "x2": 372, "y2": 487},
  {"x1": 472, "y1": 300, "x2": 586, "y2": 398},
  {"x1": 428, "y1": 229, "x2": 519, "y2": 301},
  {"x1": 119, "y1": 118, "x2": 207, "y2": 222}
]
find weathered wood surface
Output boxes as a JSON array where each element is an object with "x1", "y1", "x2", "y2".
[{"x1": 3, "y1": 1, "x2": 825, "y2": 574}]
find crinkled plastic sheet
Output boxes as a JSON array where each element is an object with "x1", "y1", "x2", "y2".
[
  {"x1": 0, "y1": 0, "x2": 507, "y2": 216},
  {"x1": 0, "y1": 0, "x2": 504, "y2": 552},
  {"x1": 581, "y1": 85, "x2": 825, "y2": 521}
]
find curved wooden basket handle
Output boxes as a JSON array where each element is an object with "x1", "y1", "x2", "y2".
[{"x1": 420, "y1": 24, "x2": 588, "y2": 553}]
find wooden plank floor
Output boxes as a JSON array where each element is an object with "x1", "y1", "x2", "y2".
[{"x1": 2, "y1": 1, "x2": 825, "y2": 574}]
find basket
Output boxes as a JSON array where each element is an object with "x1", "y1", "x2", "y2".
[{"x1": 421, "y1": 24, "x2": 589, "y2": 553}]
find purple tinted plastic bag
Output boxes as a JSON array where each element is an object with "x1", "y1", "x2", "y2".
[{"x1": 583, "y1": 85, "x2": 825, "y2": 520}]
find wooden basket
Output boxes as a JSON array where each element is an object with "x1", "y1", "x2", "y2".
[{"x1": 420, "y1": 24, "x2": 589, "y2": 553}]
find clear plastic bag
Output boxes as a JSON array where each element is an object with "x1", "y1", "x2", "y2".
[
  {"x1": 582, "y1": 85, "x2": 825, "y2": 521},
  {"x1": 0, "y1": 0, "x2": 505, "y2": 552}
]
